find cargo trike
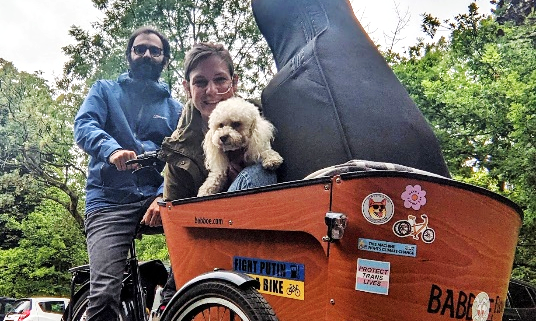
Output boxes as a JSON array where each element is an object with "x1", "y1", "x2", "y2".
[{"x1": 158, "y1": 162, "x2": 522, "y2": 321}]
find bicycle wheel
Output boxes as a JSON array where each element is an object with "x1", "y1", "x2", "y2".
[
  {"x1": 422, "y1": 228, "x2": 436, "y2": 243},
  {"x1": 68, "y1": 287, "x2": 89, "y2": 321},
  {"x1": 393, "y1": 221, "x2": 412, "y2": 236},
  {"x1": 66, "y1": 287, "x2": 131, "y2": 321},
  {"x1": 163, "y1": 280, "x2": 278, "y2": 321}
]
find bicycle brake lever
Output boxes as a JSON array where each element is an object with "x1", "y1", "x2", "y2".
[{"x1": 125, "y1": 158, "x2": 158, "y2": 168}]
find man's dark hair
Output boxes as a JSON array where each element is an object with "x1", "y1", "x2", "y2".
[
  {"x1": 183, "y1": 42, "x2": 234, "y2": 81},
  {"x1": 125, "y1": 26, "x2": 171, "y2": 66}
]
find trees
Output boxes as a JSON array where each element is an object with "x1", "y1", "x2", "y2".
[
  {"x1": 391, "y1": 3, "x2": 536, "y2": 281},
  {"x1": 0, "y1": 201, "x2": 86, "y2": 297},
  {"x1": 1, "y1": 0, "x2": 535, "y2": 295},
  {"x1": 0, "y1": 60, "x2": 86, "y2": 237},
  {"x1": 60, "y1": 0, "x2": 274, "y2": 98},
  {"x1": 0, "y1": 60, "x2": 87, "y2": 296},
  {"x1": 493, "y1": 0, "x2": 536, "y2": 25}
]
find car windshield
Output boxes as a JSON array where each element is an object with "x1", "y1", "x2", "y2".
[
  {"x1": 1, "y1": 298, "x2": 16, "y2": 314},
  {"x1": 10, "y1": 299, "x2": 30, "y2": 313},
  {"x1": 509, "y1": 281, "x2": 536, "y2": 308}
]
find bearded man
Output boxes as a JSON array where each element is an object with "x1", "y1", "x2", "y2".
[{"x1": 74, "y1": 26, "x2": 182, "y2": 321}]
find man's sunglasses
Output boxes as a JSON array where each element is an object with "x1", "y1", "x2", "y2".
[{"x1": 132, "y1": 45, "x2": 163, "y2": 58}]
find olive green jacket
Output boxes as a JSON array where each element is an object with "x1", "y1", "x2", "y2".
[{"x1": 159, "y1": 100, "x2": 208, "y2": 201}]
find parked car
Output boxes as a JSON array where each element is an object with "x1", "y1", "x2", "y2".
[
  {"x1": 3, "y1": 297, "x2": 68, "y2": 321},
  {"x1": 0, "y1": 297, "x2": 16, "y2": 321},
  {"x1": 504, "y1": 278, "x2": 536, "y2": 321}
]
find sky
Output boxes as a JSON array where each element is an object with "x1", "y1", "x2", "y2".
[
  {"x1": 0, "y1": 0, "x2": 494, "y2": 84},
  {"x1": 352, "y1": 0, "x2": 494, "y2": 52}
]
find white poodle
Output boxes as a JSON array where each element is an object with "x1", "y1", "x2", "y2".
[{"x1": 197, "y1": 97, "x2": 283, "y2": 196}]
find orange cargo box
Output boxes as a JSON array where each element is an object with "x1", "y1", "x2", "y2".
[{"x1": 161, "y1": 171, "x2": 522, "y2": 321}]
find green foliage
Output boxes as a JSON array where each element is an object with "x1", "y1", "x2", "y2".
[
  {"x1": 493, "y1": 0, "x2": 536, "y2": 25},
  {"x1": 392, "y1": 5, "x2": 536, "y2": 283},
  {"x1": 0, "y1": 60, "x2": 86, "y2": 232},
  {"x1": 60, "y1": 0, "x2": 274, "y2": 100},
  {"x1": 1, "y1": 0, "x2": 535, "y2": 295},
  {"x1": 0, "y1": 201, "x2": 86, "y2": 297},
  {"x1": 135, "y1": 234, "x2": 169, "y2": 262}
]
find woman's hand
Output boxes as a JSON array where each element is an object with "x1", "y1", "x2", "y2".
[{"x1": 142, "y1": 197, "x2": 163, "y2": 227}]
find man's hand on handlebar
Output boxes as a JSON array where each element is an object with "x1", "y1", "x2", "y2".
[
  {"x1": 141, "y1": 197, "x2": 163, "y2": 227},
  {"x1": 109, "y1": 150, "x2": 139, "y2": 171}
]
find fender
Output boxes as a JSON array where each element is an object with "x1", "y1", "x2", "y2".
[
  {"x1": 62, "y1": 283, "x2": 89, "y2": 321},
  {"x1": 69, "y1": 264, "x2": 90, "y2": 284},
  {"x1": 160, "y1": 269, "x2": 260, "y2": 319},
  {"x1": 62, "y1": 264, "x2": 90, "y2": 321},
  {"x1": 62, "y1": 260, "x2": 167, "y2": 321}
]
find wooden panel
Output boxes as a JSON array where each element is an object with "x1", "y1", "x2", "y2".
[
  {"x1": 161, "y1": 182, "x2": 332, "y2": 320},
  {"x1": 160, "y1": 173, "x2": 522, "y2": 321},
  {"x1": 326, "y1": 175, "x2": 521, "y2": 321}
]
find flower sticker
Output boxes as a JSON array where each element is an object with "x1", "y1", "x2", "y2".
[{"x1": 401, "y1": 185, "x2": 427, "y2": 210}]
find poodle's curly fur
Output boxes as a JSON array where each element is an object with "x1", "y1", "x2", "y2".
[{"x1": 198, "y1": 97, "x2": 283, "y2": 196}]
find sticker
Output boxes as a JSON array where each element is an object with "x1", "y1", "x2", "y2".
[
  {"x1": 392, "y1": 214, "x2": 435, "y2": 243},
  {"x1": 428, "y1": 284, "x2": 504, "y2": 319},
  {"x1": 472, "y1": 292, "x2": 490, "y2": 321},
  {"x1": 361, "y1": 193, "x2": 395, "y2": 225},
  {"x1": 233, "y1": 256, "x2": 305, "y2": 300},
  {"x1": 401, "y1": 184, "x2": 427, "y2": 210},
  {"x1": 358, "y1": 238, "x2": 417, "y2": 257},
  {"x1": 355, "y1": 258, "x2": 390, "y2": 295}
]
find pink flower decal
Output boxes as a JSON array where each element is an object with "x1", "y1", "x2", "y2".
[{"x1": 401, "y1": 185, "x2": 427, "y2": 210}]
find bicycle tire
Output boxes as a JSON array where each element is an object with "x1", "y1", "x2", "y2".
[
  {"x1": 68, "y1": 287, "x2": 89, "y2": 321},
  {"x1": 422, "y1": 228, "x2": 436, "y2": 243},
  {"x1": 162, "y1": 280, "x2": 278, "y2": 321},
  {"x1": 66, "y1": 287, "x2": 132, "y2": 321},
  {"x1": 393, "y1": 221, "x2": 412, "y2": 236}
]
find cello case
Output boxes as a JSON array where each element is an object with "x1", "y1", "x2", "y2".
[{"x1": 252, "y1": 0, "x2": 451, "y2": 181}]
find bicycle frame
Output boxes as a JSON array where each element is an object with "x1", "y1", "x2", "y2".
[{"x1": 63, "y1": 234, "x2": 167, "y2": 321}]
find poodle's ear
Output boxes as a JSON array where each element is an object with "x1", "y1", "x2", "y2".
[
  {"x1": 247, "y1": 116, "x2": 275, "y2": 162},
  {"x1": 203, "y1": 129, "x2": 228, "y2": 171}
]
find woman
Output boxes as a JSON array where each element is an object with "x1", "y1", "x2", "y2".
[
  {"x1": 160, "y1": 42, "x2": 277, "y2": 201},
  {"x1": 157, "y1": 42, "x2": 278, "y2": 312}
]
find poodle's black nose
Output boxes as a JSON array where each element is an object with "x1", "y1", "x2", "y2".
[{"x1": 220, "y1": 135, "x2": 229, "y2": 143}]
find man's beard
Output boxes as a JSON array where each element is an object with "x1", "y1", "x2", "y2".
[{"x1": 129, "y1": 57, "x2": 164, "y2": 81}]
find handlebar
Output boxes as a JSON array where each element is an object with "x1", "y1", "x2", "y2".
[{"x1": 125, "y1": 150, "x2": 160, "y2": 168}]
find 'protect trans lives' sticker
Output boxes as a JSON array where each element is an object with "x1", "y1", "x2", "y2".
[
  {"x1": 233, "y1": 256, "x2": 305, "y2": 300},
  {"x1": 356, "y1": 258, "x2": 390, "y2": 295}
]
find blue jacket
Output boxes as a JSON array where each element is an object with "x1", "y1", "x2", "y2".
[{"x1": 74, "y1": 72, "x2": 182, "y2": 214}]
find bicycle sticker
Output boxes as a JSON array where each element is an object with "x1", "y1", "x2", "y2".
[
  {"x1": 401, "y1": 184, "x2": 427, "y2": 210},
  {"x1": 233, "y1": 256, "x2": 305, "y2": 300},
  {"x1": 472, "y1": 292, "x2": 490, "y2": 321},
  {"x1": 392, "y1": 214, "x2": 436, "y2": 243},
  {"x1": 355, "y1": 258, "x2": 390, "y2": 295},
  {"x1": 361, "y1": 193, "x2": 395, "y2": 225},
  {"x1": 427, "y1": 285, "x2": 502, "y2": 319}
]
